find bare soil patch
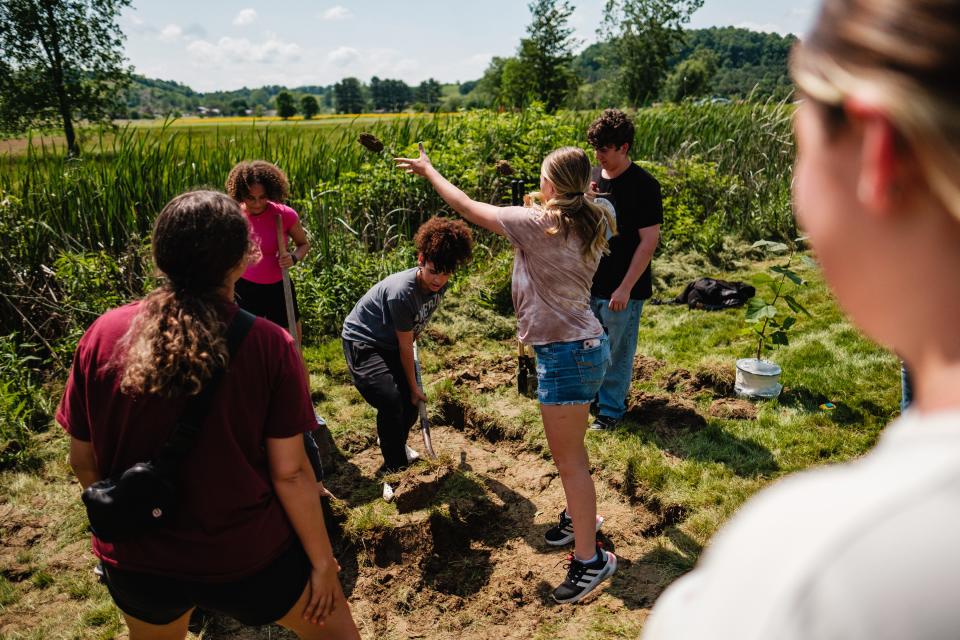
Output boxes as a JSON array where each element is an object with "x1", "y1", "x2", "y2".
[
  {"x1": 318, "y1": 424, "x2": 662, "y2": 639},
  {"x1": 661, "y1": 363, "x2": 735, "y2": 398},
  {"x1": 625, "y1": 390, "x2": 707, "y2": 436},
  {"x1": 708, "y1": 398, "x2": 758, "y2": 420}
]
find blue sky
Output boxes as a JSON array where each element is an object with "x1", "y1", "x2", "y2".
[{"x1": 120, "y1": 0, "x2": 817, "y2": 92}]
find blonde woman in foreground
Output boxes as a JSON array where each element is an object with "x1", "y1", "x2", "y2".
[
  {"x1": 644, "y1": 0, "x2": 960, "y2": 637},
  {"x1": 396, "y1": 145, "x2": 618, "y2": 603}
]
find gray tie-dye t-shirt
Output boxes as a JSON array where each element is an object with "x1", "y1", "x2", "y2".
[{"x1": 496, "y1": 206, "x2": 605, "y2": 345}]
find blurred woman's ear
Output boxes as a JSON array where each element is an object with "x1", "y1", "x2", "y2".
[{"x1": 847, "y1": 102, "x2": 905, "y2": 217}]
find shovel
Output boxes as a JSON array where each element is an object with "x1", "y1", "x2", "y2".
[
  {"x1": 276, "y1": 216, "x2": 334, "y2": 465},
  {"x1": 412, "y1": 340, "x2": 437, "y2": 459},
  {"x1": 275, "y1": 216, "x2": 300, "y2": 350},
  {"x1": 517, "y1": 339, "x2": 537, "y2": 397}
]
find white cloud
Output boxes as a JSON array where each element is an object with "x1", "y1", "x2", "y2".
[
  {"x1": 233, "y1": 9, "x2": 258, "y2": 26},
  {"x1": 467, "y1": 52, "x2": 492, "y2": 66},
  {"x1": 327, "y1": 46, "x2": 360, "y2": 66},
  {"x1": 187, "y1": 36, "x2": 303, "y2": 65},
  {"x1": 130, "y1": 14, "x2": 144, "y2": 26},
  {"x1": 320, "y1": 5, "x2": 353, "y2": 21},
  {"x1": 159, "y1": 24, "x2": 183, "y2": 41}
]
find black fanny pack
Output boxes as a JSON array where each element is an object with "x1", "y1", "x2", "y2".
[
  {"x1": 81, "y1": 310, "x2": 254, "y2": 543},
  {"x1": 82, "y1": 462, "x2": 177, "y2": 542}
]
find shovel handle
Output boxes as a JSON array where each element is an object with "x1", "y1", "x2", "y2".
[
  {"x1": 275, "y1": 216, "x2": 299, "y2": 350},
  {"x1": 412, "y1": 341, "x2": 437, "y2": 459}
]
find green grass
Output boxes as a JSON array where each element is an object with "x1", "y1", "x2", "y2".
[{"x1": 313, "y1": 247, "x2": 897, "y2": 553}]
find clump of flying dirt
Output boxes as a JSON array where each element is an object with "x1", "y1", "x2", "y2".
[{"x1": 494, "y1": 159, "x2": 515, "y2": 176}]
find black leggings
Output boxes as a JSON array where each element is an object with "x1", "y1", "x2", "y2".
[{"x1": 342, "y1": 338, "x2": 418, "y2": 472}]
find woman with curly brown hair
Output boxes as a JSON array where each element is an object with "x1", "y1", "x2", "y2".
[
  {"x1": 58, "y1": 191, "x2": 358, "y2": 639},
  {"x1": 341, "y1": 216, "x2": 473, "y2": 499},
  {"x1": 226, "y1": 160, "x2": 310, "y2": 345},
  {"x1": 396, "y1": 144, "x2": 618, "y2": 604}
]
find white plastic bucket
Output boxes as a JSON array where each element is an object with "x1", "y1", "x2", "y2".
[{"x1": 735, "y1": 358, "x2": 783, "y2": 399}]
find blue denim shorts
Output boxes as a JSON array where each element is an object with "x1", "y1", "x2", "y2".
[{"x1": 533, "y1": 335, "x2": 610, "y2": 405}]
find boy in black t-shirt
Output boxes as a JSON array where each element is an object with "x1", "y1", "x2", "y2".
[{"x1": 586, "y1": 109, "x2": 663, "y2": 430}]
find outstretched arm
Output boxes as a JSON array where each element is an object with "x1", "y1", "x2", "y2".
[{"x1": 395, "y1": 144, "x2": 506, "y2": 237}]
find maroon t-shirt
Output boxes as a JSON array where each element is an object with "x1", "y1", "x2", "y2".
[{"x1": 56, "y1": 301, "x2": 316, "y2": 581}]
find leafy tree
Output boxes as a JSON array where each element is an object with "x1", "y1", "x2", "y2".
[
  {"x1": 517, "y1": 0, "x2": 578, "y2": 111},
  {"x1": 601, "y1": 0, "x2": 704, "y2": 106},
  {"x1": 415, "y1": 78, "x2": 442, "y2": 112},
  {"x1": 0, "y1": 0, "x2": 132, "y2": 155},
  {"x1": 459, "y1": 80, "x2": 478, "y2": 95},
  {"x1": 275, "y1": 90, "x2": 297, "y2": 119},
  {"x1": 499, "y1": 57, "x2": 537, "y2": 108},
  {"x1": 370, "y1": 77, "x2": 412, "y2": 112},
  {"x1": 230, "y1": 98, "x2": 249, "y2": 116},
  {"x1": 476, "y1": 57, "x2": 509, "y2": 108},
  {"x1": 663, "y1": 47, "x2": 717, "y2": 101},
  {"x1": 300, "y1": 95, "x2": 319, "y2": 119},
  {"x1": 334, "y1": 77, "x2": 365, "y2": 114}
]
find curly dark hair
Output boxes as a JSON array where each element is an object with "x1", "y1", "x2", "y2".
[
  {"x1": 225, "y1": 160, "x2": 290, "y2": 203},
  {"x1": 587, "y1": 108, "x2": 635, "y2": 151},
  {"x1": 414, "y1": 217, "x2": 474, "y2": 274},
  {"x1": 118, "y1": 191, "x2": 256, "y2": 398}
]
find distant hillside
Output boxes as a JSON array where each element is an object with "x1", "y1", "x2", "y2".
[
  {"x1": 123, "y1": 27, "x2": 796, "y2": 118},
  {"x1": 124, "y1": 77, "x2": 332, "y2": 119},
  {"x1": 574, "y1": 26, "x2": 797, "y2": 102}
]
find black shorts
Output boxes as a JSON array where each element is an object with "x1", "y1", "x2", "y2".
[
  {"x1": 101, "y1": 540, "x2": 311, "y2": 626},
  {"x1": 234, "y1": 278, "x2": 300, "y2": 329}
]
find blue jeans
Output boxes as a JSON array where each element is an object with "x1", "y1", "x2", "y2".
[
  {"x1": 533, "y1": 335, "x2": 610, "y2": 405},
  {"x1": 590, "y1": 297, "x2": 645, "y2": 420}
]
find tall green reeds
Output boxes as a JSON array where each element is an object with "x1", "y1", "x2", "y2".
[{"x1": 0, "y1": 103, "x2": 795, "y2": 348}]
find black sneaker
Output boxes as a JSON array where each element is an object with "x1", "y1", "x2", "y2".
[
  {"x1": 551, "y1": 545, "x2": 617, "y2": 604},
  {"x1": 544, "y1": 509, "x2": 604, "y2": 546},
  {"x1": 589, "y1": 415, "x2": 618, "y2": 431}
]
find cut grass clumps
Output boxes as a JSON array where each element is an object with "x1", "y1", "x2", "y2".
[
  {"x1": 341, "y1": 501, "x2": 395, "y2": 543},
  {"x1": 0, "y1": 574, "x2": 18, "y2": 608}
]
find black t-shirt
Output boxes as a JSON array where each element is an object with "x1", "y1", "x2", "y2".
[{"x1": 591, "y1": 162, "x2": 663, "y2": 300}]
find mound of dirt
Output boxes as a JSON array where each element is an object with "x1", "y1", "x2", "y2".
[
  {"x1": 441, "y1": 353, "x2": 518, "y2": 393},
  {"x1": 661, "y1": 364, "x2": 735, "y2": 398},
  {"x1": 625, "y1": 391, "x2": 707, "y2": 436},
  {"x1": 633, "y1": 354, "x2": 667, "y2": 382},
  {"x1": 708, "y1": 398, "x2": 758, "y2": 420}
]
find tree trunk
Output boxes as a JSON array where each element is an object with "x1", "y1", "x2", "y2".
[{"x1": 41, "y1": 2, "x2": 78, "y2": 156}]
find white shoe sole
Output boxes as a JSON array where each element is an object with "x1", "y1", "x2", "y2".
[
  {"x1": 545, "y1": 515, "x2": 605, "y2": 546},
  {"x1": 376, "y1": 438, "x2": 420, "y2": 464},
  {"x1": 552, "y1": 552, "x2": 618, "y2": 604},
  {"x1": 382, "y1": 482, "x2": 396, "y2": 502}
]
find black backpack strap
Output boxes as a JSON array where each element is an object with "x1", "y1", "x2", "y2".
[{"x1": 156, "y1": 309, "x2": 256, "y2": 470}]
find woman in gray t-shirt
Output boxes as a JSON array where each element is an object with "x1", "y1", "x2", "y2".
[{"x1": 396, "y1": 145, "x2": 619, "y2": 604}]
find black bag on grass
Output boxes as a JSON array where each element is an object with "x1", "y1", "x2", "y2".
[{"x1": 671, "y1": 278, "x2": 755, "y2": 310}]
